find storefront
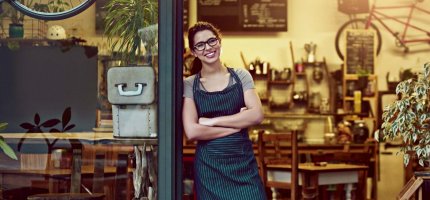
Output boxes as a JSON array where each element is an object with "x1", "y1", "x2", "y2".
[{"x1": 1, "y1": 0, "x2": 430, "y2": 199}]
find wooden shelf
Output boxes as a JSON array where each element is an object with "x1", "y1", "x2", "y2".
[
  {"x1": 343, "y1": 97, "x2": 376, "y2": 101},
  {"x1": 260, "y1": 97, "x2": 269, "y2": 103},
  {"x1": 269, "y1": 80, "x2": 293, "y2": 85},
  {"x1": 265, "y1": 112, "x2": 335, "y2": 119},
  {"x1": 252, "y1": 73, "x2": 269, "y2": 79},
  {"x1": 295, "y1": 72, "x2": 307, "y2": 76},
  {"x1": 343, "y1": 74, "x2": 377, "y2": 80}
]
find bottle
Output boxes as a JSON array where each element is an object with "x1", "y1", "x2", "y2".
[{"x1": 353, "y1": 90, "x2": 362, "y2": 113}]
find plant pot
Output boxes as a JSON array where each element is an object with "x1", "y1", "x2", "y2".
[
  {"x1": 352, "y1": 120, "x2": 369, "y2": 143},
  {"x1": 357, "y1": 76, "x2": 368, "y2": 91},
  {"x1": 9, "y1": 23, "x2": 24, "y2": 38}
]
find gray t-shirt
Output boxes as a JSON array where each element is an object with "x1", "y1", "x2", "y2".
[{"x1": 183, "y1": 68, "x2": 255, "y2": 99}]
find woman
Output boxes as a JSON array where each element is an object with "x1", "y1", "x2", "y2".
[{"x1": 182, "y1": 21, "x2": 267, "y2": 200}]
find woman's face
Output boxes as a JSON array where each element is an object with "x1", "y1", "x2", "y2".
[{"x1": 191, "y1": 30, "x2": 221, "y2": 65}]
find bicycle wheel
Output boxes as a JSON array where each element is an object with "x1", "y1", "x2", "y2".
[
  {"x1": 335, "y1": 19, "x2": 382, "y2": 61},
  {"x1": 7, "y1": 0, "x2": 96, "y2": 20}
]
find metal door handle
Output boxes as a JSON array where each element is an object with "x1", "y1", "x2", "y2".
[{"x1": 116, "y1": 83, "x2": 146, "y2": 96}]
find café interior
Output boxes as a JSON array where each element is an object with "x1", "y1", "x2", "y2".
[{"x1": 1, "y1": 0, "x2": 430, "y2": 199}]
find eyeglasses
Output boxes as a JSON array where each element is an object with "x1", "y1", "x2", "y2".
[{"x1": 193, "y1": 37, "x2": 219, "y2": 51}]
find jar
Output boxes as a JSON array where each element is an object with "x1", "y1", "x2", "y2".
[
  {"x1": 352, "y1": 120, "x2": 369, "y2": 143},
  {"x1": 280, "y1": 68, "x2": 291, "y2": 80},
  {"x1": 295, "y1": 63, "x2": 304, "y2": 73},
  {"x1": 312, "y1": 66, "x2": 323, "y2": 83}
]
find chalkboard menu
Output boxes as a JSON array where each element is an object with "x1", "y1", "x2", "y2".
[
  {"x1": 197, "y1": 0, "x2": 287, "y2": 32},
  {"x1": 345, "y1": 29, "x2": 375, "y2": 74}
]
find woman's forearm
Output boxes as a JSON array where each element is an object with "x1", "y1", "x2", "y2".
[
  {"x1": 184, "y1": 123, "x2": 240, "y2": 141},
  {"x1": 200, "y1": 108, "x2": 263, "y2": 129}
]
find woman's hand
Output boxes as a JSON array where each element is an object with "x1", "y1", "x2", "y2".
[{"x1": 240, "y1": 107, "x2": 248, "y2": 112}]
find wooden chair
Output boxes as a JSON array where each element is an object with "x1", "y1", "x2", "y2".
[
  {"x1": 397, "y1": 176, "x2": 424, "y2": 200},
  {"x1": 27, "y1": 149, "x2": 130, "y2": 200},
  {"x1": 257, "y1": 130, "x2": 299, "y2": 200}
]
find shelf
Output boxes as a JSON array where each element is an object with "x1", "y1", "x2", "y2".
[
  {"x1": 269, "y1": 80, "x2": 293, "y2": 85},
  {"x1": 269, "y1": 101, "x2": 291, "y2": 110},
  {"x1": 295, "y1": 72, "x2": 307, "y2": 76},
  {"x1": 302, "y1": 61, "x2": 326, "y2": 66},
  {"x1": 343, "y1": 97, "x2": 376, "y2": 101},
  {"x1": 260, "y1": 97, "x2": 269, "y2": 103},
  {"x1": 265, "y1": 112, "x2": 335, "y2": 119},
  {"x1": 251, "y1": 73, "x2": 269, "y2": 79},
  {"x1": 343, "y1": 74, "x2": 377, "y2": 80}
]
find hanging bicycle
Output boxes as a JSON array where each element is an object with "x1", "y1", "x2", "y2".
[
  {"x1": 0, "y1": 0, "x2": 96, "y2": 20},
  {"x1": 335, "y1": 0, "x2": 430, "y2": 60}
]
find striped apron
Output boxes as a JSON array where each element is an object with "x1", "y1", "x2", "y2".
[{"x1": 193, "y1": 68, "x2": 267, "y2": 200}]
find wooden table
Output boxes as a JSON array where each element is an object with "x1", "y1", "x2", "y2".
[
  {"x1": 267, "y1": 163, "x2": 368, "y2": 200},
  {"x1": 0, "y1": 132, "x2": 157, "y2": 199}
]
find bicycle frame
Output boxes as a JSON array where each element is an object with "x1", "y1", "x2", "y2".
[{"x1": 365, "y1": 1, "x2": 430, "y2": 46}]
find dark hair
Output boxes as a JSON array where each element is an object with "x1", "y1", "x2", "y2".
[{"x1": 187, "y1": 21, "x2": 222, "y2": 75}]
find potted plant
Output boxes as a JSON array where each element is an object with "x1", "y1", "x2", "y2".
[
  {"x1": 103, "y1": 0, "x2": 158, "y2": 65},
  {"x1": 0, "y1": 123, "x2": 17, "y2": 160},
  {"x1": 0, "y1": 0, "x2": 34, "y2": 38},
  {"x1": 375, "y1": 63, "x2": 430, "y2": 167},
  {"x1": 356, "y1": 68, "x2": 370, "y2": 91}
]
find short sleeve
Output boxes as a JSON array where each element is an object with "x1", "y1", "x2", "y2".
[
  {"x1": 183, "y1": 75, "x2": 195, "y2": 99},
  {"x1": 235, "y1": 68, "x2": 255, "y2": 91}
]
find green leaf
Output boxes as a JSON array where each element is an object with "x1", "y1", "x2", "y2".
[
  {"x1": 420, "y1": 114, "x2": 428, "y2": 123},
  {"x1": 404, "y1": 154, "x2": 410, "y2": 166},
  {"x1": 424, "y1": 63, "x2": 430, "y2": 79},
  {"x1": 0, "y1": 122, "x2": 7, "y2": 131},
  {"x1": 0, "y1": 139, "x2": 17, "y2": 160},
  {"x1": 374, "y1": 130, "x2": 380, "y2": 141}
]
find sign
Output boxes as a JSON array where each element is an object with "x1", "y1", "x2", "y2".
[
  {"x1": 197, "y1": 0, "x2": 287, "y2": 32},
  {"x1": 345, "y1": 29, "x2": 375, "y2": 74}
]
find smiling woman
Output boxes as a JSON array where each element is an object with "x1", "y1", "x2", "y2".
[{"x1": 182, "y1": 21, "x2": 266, "y2": 200}]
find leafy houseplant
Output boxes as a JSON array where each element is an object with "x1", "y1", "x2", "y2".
[
  {"x1": 0, "y1": 0, "x2": 34, "y2": 38},
  {"x1": 376, "y1": 63, "x2": 430, "y2": 166},
  {"x1": 1, "y1": 1, "x2": 26, "y2": 24},
  {"x1": 104, "y1": 0, "x2": 158, "y2": 65}
]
